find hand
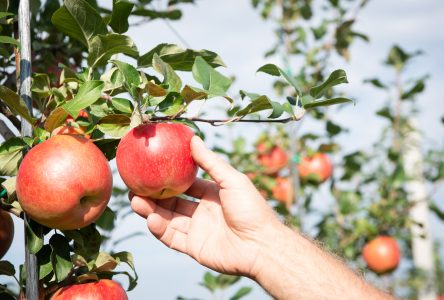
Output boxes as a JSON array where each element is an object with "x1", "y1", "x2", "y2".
[{"x1": 130, "y1": 136, "x2": 281, "y2": 277}]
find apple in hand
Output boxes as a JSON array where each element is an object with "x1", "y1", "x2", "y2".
[
  {"x1": 0, "y1": 210, "x2": 14, "y2": 259},
  {"x1": 116, "y1": 123, "x2": 198, "y2": 200},
  {"x1": 363, "y1": 236, "x2": 400, "y2": 274},
  {"x1": 17, "y1": 135, "x2": 112, "y2": 230},
  {"x1": 297, "y1": 153, "x2": 333, "y2": 183},
  {"x1": 50, "y1": 279, "x2": 127, "y2": 300},
  {"x1": 258, "y1": 145, "x2": 288, "y2": 175},
  {"x1": 272, "y1": 177, "x2": 294, "y2": 208}
]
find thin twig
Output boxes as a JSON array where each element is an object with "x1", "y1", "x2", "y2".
[{"x1": 149, "y1": 115, "x2": 300, "y2": 126}]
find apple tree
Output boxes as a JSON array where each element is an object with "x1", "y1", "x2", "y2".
[
  {"x1": 0, "y1": 0, "x2": 352, "y2": 299},
  {"x1": 200, "y1": 0, "x2": 444, "y2": 299}
]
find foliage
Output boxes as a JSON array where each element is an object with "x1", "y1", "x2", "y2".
[{"x1": 0, "y1": 0, "x2": 352, "y2": 298}]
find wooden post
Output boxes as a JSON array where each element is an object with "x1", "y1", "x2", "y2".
[
  {"x1": 404, "y1": 118, "x2": 436, "y2": 300},
  {"x1": 18, "y1": 0, "x2": 39, "y2": 299}
]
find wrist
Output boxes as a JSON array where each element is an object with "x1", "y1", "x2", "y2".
[{"x1": 248, "y1": 220, "x2": 294, "y2": 282}]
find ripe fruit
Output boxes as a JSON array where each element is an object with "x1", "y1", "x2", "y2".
[
  {"x1": 17, "y1": 135, "x2": 112, "y2": 230},
  {"x1": 297, "y1": 153, "x2": 333, "y2": 183},
  {"x1": 0, "y1": 210, "x2": 14, "y2": 258},
  {"x1": 363, "y1": 236, "x2": 400, "y2": 274},
  {"x1": 50, "y1": 279, "x2": 127, "y2": 300},
  {"x1": 116, "y1": 123, "x2": 198, "y2": 199},
  {"x1": 258, "y1": 146, "x2": 288, "y2": 174},
  {"x1": 272, "y1": 177, "x2": 294, "y2": 208}
]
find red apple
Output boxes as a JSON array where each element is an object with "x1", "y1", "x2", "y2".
[
  {"x1": 116, "y1": 123, "x2": 198, "y2": 199},
  {"x1": 258, "y1": 146, "x2": 288, "y2": 174},
  {"x1": 363, "y1": 236, "x2": 400, "y2": 274},
  {"x1": 297, "y1": 153, "x2": 333, "y2": 183},
  {"x1": 272, "y1": 177, "x2": 294, "y2": 208},
  {"x1": 0, "y1": 210, "x2": 14, "y2": 258},
  {"x1": 16, "y1": 135, "x2": 112, "y2": 230},
  {"x1": 50, "y1": 279, "x2": 127, "y2": 300}
]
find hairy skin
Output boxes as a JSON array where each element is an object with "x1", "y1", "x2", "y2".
[{"x1": 131, "y1": 137, "x2": 393, "y2": 299}]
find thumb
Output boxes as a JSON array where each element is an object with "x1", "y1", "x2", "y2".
[{"x1": 191, "y1": 136, "x2": 246, "y2": 189}]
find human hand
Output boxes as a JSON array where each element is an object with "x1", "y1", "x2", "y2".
[{"x1": 130, "y1": 136, "x2": 281, "y2": 277}]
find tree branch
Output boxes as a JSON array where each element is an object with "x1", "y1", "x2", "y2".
[{"x1": 149, "y1": 116, "x2": 300, "y2": 126}]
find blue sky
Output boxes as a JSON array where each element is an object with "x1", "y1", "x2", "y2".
[{"x1": 4, "y1": 0, "x2": 444, "y2": 299}]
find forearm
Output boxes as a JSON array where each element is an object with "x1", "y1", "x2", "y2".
[{"x1": 251, "y1": 223, "x2": 394, "y2": 300}]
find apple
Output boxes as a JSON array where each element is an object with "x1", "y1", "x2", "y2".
[
  {"x1": 116, "y1": 123, "x2": 198, "y2": 199},
  {"x1": 363, "y1": 236, "x2": 400, "y2": 274},
  {"x1": 50, "y1": 279, "x2": 127, "y2": 300},
  {"x1": 272, "y1": 177, "x2": 294, "y2": 208},
  {"x1": 16, "y1": 135, "x2": 113, "y2": 230},
  {"x1": 258, "y1": 146, "x2": 288, "y2": 174},
  {"x1": 297, "y1": 153, "x2": 333, "y2": 183},
  {"x1": 0, "y1": 210, "x2": 14, "y2": 259}
]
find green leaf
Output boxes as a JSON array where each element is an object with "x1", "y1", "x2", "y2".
[
  {"x1": 256, "y1": 63, "x2": 300, "y2": 95},
  {"x1": 97, "y1": 114, "x2": 131, "y2": 138},
  {"x1": 0, "y1": 137, "x2": 30, "y2": 176},
  {"x1": 217, "y1": 274, "x2": 240, "y2": 288},
  {"x1": 230, "y1": 287, "x2": 252, "y2": 300},
  {"x1": 401, "y1": 78, "x2": 426, "y2": 100},
  {"x1": 111, "y1": 97, "x2": 133, "y2": 114},
  {"x1": 109, "y1": 0, "x2": 134, "y2": 33},
  {"x1": 256, "y1": 64, "x2": 280, "y2": 76},
  {"x1": 0, "y1": 12, "x2": 14, "y2": 20},
  {"x1": 25, "y1": 220, "x2": 44, "y2": 254},
  {"x1": 32, "y1": 73, "x2": 51, "y2": 96},
  {"x1": 303, "y1": 97, "x2": 352, "y2": 109},
  {"x1": 0, "y1": 261, "x2": 15, "y2": 276},
  {"x1": 93, "y1": 138, "x2": 120, "y2": 160},
  {"x1": 44, "y1": 107, "x2": 69, "y2": 132},
  {"x1": 90, "y1": 252, "x2": 118, "y2": 272},
  {"x1": 50, "y1": 234, "x2": 72, "y2": 282},
  {"x1": 430, "y1": 202, "x2": 444, "y2": 221},
  {"x1": 385, "y1": 45, "x2": 422, "y2": 69},
  {"x1": 112, "y1": 251, "x2": 136, "y2": 275},
  {"x1": 1, "y1": 177, "x2": 17, "y2": 203},
  {"x1": 51, "y1": 0, "x2": 108, "y2": 48},
  {"x1": 138, "y1": 43, "x2": 225, "y2": 71},
  {"x1": 0, "y1": 36, "x2": 20, "y2": 48},
  {"x1": 87, "y1": 34, "x2": 138, "y2": 68},
  {"x1": 95, "y1": 207, "x2": 116, "y2": 230},
  {"x1": 158, "y1": 92, "x2": 184, "y2": 116},
  {"x1": 201, "y1": 272, "x2": 217, "y2": 292},
  {"x1": 363, "y1": 78, "x2": 387, "y2": 89},
  {"x1": 326, "y1": 120, "x2": 342, "y2": 136},
  {"x1": 236, "y1": 91, "x2": 283, "y2": 118},
  {"x1": 152, "y1": 54, "x2": 182, "y2": 92},
  {"x1": 37, "y1": 245, "x2": 53, "y2": 280},
  {"x1": 192, "y1": 56, "x2": 231, "y2": 97},
  {"x1": 0, "y1": 85, "x2": 35, "y2": 124},
  {"x1": 181, "y1": 85, "x2": 207, "y2": 103},
  {"x1": 111, "y1": 60, "x2": 141, "y2": 98},
  {"x1": 309, "y1": 69, "x2": 348, "y2": 99},
  {"x1": 62, "y1": 80, "x2": 104, "y2": 118}
]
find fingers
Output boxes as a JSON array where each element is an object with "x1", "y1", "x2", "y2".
[
  {"x1": 130, "y1": 194, "x2": 198, "y2": 219},
  {"x1": 185, "y1": 178, "x2": 219, "y2": 200},
  {"x1": 191, "y1": 136, "x2": 247, "y2": 189}
]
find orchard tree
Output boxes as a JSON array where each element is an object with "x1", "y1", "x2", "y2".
[
  {"x1": 200, "y1": 0, "x2": 444, "y2": 299},
  {"x1": 0, "y1": 0, "x2": 351, "y2": 299}
]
